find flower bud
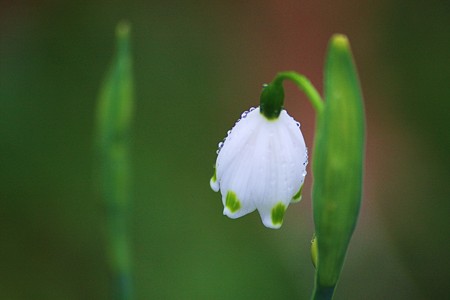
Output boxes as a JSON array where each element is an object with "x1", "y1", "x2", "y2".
[{"x1": 312, "y1": 34, "x2": 365, "y2": 291}]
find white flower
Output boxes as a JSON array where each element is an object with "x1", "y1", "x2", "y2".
[{"x1": 210, "y1": 106, "x2": 308, "y2": 229}]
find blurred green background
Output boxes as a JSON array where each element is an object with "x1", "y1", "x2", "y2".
[{"x1": 1, "y1": 1, "x2": 449, "y2": 299}]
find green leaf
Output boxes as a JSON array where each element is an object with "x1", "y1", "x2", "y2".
[
  {"x1": 312, "y1": 34, "x2": 365, "y2": 299},
  {"x1": 97, "y1": 22, "x2": 134, "y2": 188},
  {"x1": 95, "y1": 21, "x2": 134, "y2": 300}
]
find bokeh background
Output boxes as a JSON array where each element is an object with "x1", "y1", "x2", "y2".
[{"x1": 1, "y1": 1, "x2": 449, "y2": 299}]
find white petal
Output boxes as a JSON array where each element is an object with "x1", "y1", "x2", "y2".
[
  {"x1": 210, "y1": 175, "x2": 219, "y2": 192},
  {"x1": 216, "y1": 108, "x2": 262, "y2": 183},
  {"x1": 220, "y1": 138, "x2": 257, "y2": 218}
]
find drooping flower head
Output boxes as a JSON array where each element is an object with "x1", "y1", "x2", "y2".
[{"x1": 210, "y1": 81, "x2": 308, "y2": 229}]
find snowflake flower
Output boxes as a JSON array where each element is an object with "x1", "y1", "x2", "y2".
[{"x1": 210, "y1": 103, "x2": 307, "y2": 229}]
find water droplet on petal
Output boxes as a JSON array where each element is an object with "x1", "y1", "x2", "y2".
[{"x1": 241, "y1": 110, "x2": 249, "y2": 118}]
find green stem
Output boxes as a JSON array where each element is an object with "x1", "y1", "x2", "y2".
[
  {"x1": 273, "y1": 71, "x2": 324, "y2": 114},
  {"x1": 105, "y1": 191, "x2": 133, "y2": 300},
  {"x1": 312, "y1": 284, "x2": 335, "y2": 300},
  {"x1": 102, "y1": 143, "x2": 133, "y2": 300}
]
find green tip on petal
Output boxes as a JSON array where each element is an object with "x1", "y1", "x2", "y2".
[
  {"x1": 292, "y1": 184, "x2": 304, "y2": 203},
  {"x1": 210, "y1": 165, "x2": 219, "y2": 192},
  {"x1": 211, "y1": 167, "x2": 217, "y2": 183},
  {"x1": 225, "y1": 191, "x2": 241, "y2": 213},
  {"x1": 271, "y1": 202, "x2": 286, "y2": 226}
]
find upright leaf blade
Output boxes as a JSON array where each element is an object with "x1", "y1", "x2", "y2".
[
  {"x1": 96, "y1": 21, "x2": 134, "y2": 300},
  {"x1": 312, "y1": 34, "x2": 365, "y2": 299}
]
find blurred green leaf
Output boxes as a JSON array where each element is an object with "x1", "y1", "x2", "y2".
[{"x1": 96, "y1": 21, "x2": 134, "y2": 300}]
